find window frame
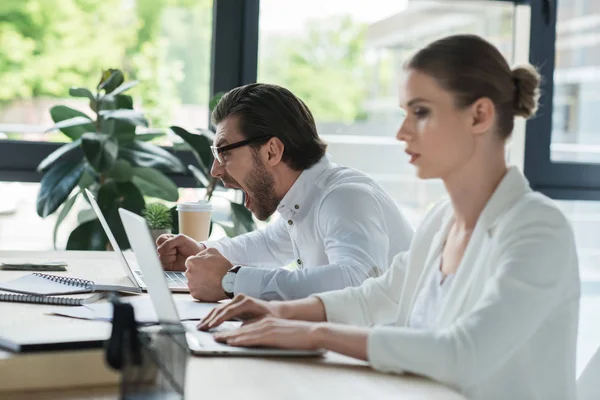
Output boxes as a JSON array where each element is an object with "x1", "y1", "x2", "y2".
[{"x1": 521, "y1": 0, "x2": 600, "y2": 201}]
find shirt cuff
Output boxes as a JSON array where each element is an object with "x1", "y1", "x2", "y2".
[
  {"x1": 233, "y1": 266, "x2": 264, "y2": 298},
  {"x1": 313, "y1": 287, "x2": 365, "y2": 325}
]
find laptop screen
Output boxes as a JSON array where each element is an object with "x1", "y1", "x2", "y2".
[{"x1": 84, "y1": 188, "x2": 139, "y2": 286}]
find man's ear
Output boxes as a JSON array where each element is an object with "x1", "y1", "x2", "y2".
[
  {"x1": 265, "y1": 137, "x2": 285, "y2": 166},
  {"x1": 470, "y1": 97, "x2": 495, "y2": 136}
]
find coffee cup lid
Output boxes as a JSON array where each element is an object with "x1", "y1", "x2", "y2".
[{"x1": 176, "y1": 201, "x2": 213, "y2": 212}]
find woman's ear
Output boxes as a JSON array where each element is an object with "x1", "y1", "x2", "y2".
[
  {"x1": 470, "y1": 97, "x2": 495, "y2": 136},
  {"x1": 266, "y1": 137, "x2": 285, "y2": 166}
]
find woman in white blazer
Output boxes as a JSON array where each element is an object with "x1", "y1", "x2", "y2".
[{"x1": 198, "y1": 34, "x2": 580, "y2": 399}]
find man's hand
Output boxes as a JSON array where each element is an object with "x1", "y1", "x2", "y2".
[
  {"x1": 197, "y1": 294, "x2": 283, "y2": 331},
  {"x1": 185, "y1": 248, "x2": 233, "y2": 302},
  {"x1": 156, "y1": 234, "x2": 204, "y2": 272}
]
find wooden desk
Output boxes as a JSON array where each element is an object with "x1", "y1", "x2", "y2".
[{"x1": 0, "y1": 251, "x2": 465, "y2": 400}]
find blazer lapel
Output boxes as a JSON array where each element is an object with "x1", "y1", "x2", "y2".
[{"x1": 435, "y1": 167, "x2": 532, "y2": 327}]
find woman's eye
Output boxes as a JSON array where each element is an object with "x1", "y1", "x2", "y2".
[{"x1": 414, "y1": 107, "x2": 430, "y2": 118}]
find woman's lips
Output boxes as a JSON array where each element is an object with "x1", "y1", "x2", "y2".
[{"x1": 405, "y1": 150, "x2": 421, "y2": 164}]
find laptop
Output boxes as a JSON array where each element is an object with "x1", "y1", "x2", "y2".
[
  {"x1": 84, "y1": 189, "x2": 189, "y2": 293},
  {"x1": 119, "y1": 207, "x2": 324, "y2": 357}
]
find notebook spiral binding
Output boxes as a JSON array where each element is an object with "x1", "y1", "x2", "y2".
[
  {"x1": 32, "y1": 273, "x2": 94, "y2": 289},
  {"x1": 0, "y1": 293, "x2": 84, "y2": 306}
]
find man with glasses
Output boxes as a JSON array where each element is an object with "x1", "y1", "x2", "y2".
[{"x1": 156, "y1": 83, "x2": 413, "y2": 301}]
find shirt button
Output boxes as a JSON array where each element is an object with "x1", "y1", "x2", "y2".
[
  {"x1": 294, "y1": 204, "x2": 300, "y2": 210},
  {"x1": 297, "y1": 259, "x2": 302, "y2": 265},
  {"x1": 287, "y1": 220, "x2": 293, "y2": 225}
]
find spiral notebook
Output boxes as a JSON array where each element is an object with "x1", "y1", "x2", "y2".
[
  {"x1": 0, "y1": 292, "x2": 102, "y2": 306},
  {"x1": 0, "y1": 273, "x2": 141, "y2": 296}
]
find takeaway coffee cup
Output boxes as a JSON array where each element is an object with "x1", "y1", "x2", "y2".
[{"x1": 176, "y1": 201, "x2": 213, "y2": 242}]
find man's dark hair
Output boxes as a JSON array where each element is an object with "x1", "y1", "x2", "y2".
[{"x1": 211, "y1": 83, "x2": 327, "y2": 171}]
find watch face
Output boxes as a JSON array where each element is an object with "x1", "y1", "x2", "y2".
[{"x1": 222, "y1": 272, "x2": 235, "y2": 293}]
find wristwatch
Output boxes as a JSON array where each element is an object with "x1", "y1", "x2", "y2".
[{"x1": 221, "y1": 265, "x2": 242, "y2": 299}]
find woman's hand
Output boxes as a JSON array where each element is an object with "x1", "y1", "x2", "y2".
[
  {"x1": 197, "y1": 294, "x2": 283, "y2": 331},
  {"x1": 213, "y1": 317, "x2": 323, "y2": 350}
]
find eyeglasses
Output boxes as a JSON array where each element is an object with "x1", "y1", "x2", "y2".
[{"x1": 210, "y1": 135, "x2": 273, "y2": 165}]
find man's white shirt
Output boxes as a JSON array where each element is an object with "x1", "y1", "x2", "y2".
[{"x1": 202, "y1": 156, "x2": 414, "y2": 300}]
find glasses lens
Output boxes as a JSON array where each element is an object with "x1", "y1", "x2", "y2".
[{"x1": 211, "y1": 146, "x2": 222, "y2": 164}]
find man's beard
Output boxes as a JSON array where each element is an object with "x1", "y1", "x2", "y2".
[{"x1": 244, "y1": 152, "x2": 279, "y2": 221}]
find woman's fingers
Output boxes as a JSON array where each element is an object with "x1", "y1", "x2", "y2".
[
  {"x1": 206, "y1": 300, "x2": 260, "y2": 329},
  {"x1": 213, "y1": 319, "x2": 273, "y2": 343},
  {"x1": 197, "y1": 295, "x2": 248, "y2": 330}
]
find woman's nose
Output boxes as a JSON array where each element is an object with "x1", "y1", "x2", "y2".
[{"x1": 396, "y1": 119, "x2": 412, "y2": 143}]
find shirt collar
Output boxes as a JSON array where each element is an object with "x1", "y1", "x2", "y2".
[{"x1": 277, "y1": 155, "x2": 333, "y2": 221}]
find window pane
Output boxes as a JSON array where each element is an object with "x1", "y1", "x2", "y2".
[
  {"x1": 258, "y1": 0, "x2": 515, "y2": 227},
  {"x1": 555, "y1": 200, "x2": 600, "y2": 375},
  {"x1": 552, "y1": 0, "x2": 600, "y2": 163},
  {"x1": 0, "y1": 0, "x2": 213, "y2": 143}
]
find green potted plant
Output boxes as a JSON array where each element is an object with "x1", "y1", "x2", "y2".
[
  {"x1": 143, "y1": 203, "x2": 173, "y2": 244},
  {"x1": 36, "y1": 69, "x2": 184, "y2": 250},
  {"x1": 170, "y1": 94, "x2": 256, "y2": 237}
]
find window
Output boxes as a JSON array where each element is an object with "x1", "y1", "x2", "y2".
[
  {"x1": 556, "y1": 200, "x2": 600, "y2": 375},
  {"x1": 552, "y1": 0, "x2": 600, "y2": 164},
  {"x1": 258, "y1": 0, "x2": 517, "y2": 228},
  {"x1": 0, "y1": 0, "x2": 213, "y2": 142},
  {"x1": 0, "y1": 0, "x2": 214, "y2": 250}
]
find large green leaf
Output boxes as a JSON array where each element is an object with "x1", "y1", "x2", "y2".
[
  {"x1": 49, "y1": 106, "x2": 96, "y2": 140},
  {"x1": 131, "y1": 167, "x2": 179, "y2": 202},
  {"x1": 188, "y1": 164, "x2": 209, "y2": 188},
  {"x1": 37, "y1": 161, "x2": 85, "y2": 217},
  {"x1": 81, "y1": 133, "x2": 118, "y2": 173},
  {"x1": 45, "y1": 116, "x2": 93, "y2": 134},
  {"x1": 115, "y1": 94, "x2": 133, "y2": 110},
  {"x1": 97, "y1": 181, "x2": 145, "y2": 249},
  {"x1": 77, "y1": 208, "x2": 97, "y2": 225},
  {"x1": 135, "y1": 131, "x2": 166, "y2": 142},
  {"x1": 119, "y1": 141, "x2": 185, "y2": 173},
  {"x1": 68, "y1": 88, "x2": 95, "y2": 102},
  {"x1": 170, "y1": 126, "x2": 214, "y2": 174},
  {"x1": 100, "y1": 109, "x2": 148, "y2": 127},
  {"x1": 108, "y1": 159, "x2": 133, "y2": 182},
  {"x1": 230, "y1": 202, "x2": 256, "y2": 236},
  {"x1": 78, "y1": 168, "x2": 97, "y2": 191},
  {"x1": 37, "y1": 139, "x2": 82, "y2": 172},
  {"x1": 66, "y1": 219, "x2": 107, "y2": 251},
  {"x1": 101, "y1": 94, "x2": 136, "y2": 143},
  {"x1": 53, "y1": 191, "x2": 79, "y2": 249}
]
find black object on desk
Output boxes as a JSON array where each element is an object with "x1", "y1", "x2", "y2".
[{"x1": 106, "y1": 294, "x2": 188, "y2": 399}]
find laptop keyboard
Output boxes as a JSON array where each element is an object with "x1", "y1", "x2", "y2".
[
  {"x1": 164, "y1": 271, "x2": 188, "y2": 288},
  {"x1": 183, "y1": 321, "x2": 242, "y2": 348},
  {"x1": 135, "y1": 270, "x2": 188, "y2": 289}
]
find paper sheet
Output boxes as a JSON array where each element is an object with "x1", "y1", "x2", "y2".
[{"x1": 49, "y1": 296, "x2": 218, "y2": 324}]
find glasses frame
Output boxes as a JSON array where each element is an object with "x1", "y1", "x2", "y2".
[{"x1": 210, "y1": 135, "x2": 273, "y2": 164}]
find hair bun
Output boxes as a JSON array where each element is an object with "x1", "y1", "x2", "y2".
[{"x1": 512, "y1": 65, "x2": 541, "y2": 119}]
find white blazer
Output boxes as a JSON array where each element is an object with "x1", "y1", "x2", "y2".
[{"x1": 316, "y1": 167, "x2": 580, "y2": 399}]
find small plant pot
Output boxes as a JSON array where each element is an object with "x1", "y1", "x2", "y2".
[{"x1": 150, "y1": 228, "x2": 171, "y2": 245}]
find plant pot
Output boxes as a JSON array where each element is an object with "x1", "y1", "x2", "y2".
[{"x1": 150, "y1": 228, "x2": 171, "y2": 245}]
